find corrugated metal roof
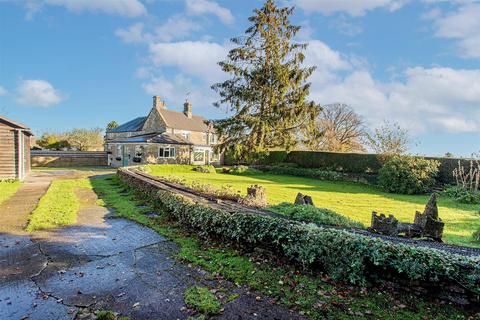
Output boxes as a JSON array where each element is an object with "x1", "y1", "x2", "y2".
[
  {"x1": 108, "y1": 132, "x2": 192, "y2": 145},
  {"x1": 108, "y1": 116, "x2": 147, "y2": 133},
  {"x1": 157, "y1": 108, "x2": 210, "y2": 132}
]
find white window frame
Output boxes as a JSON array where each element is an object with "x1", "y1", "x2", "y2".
[
  {"x1": 181, "y1": 131, "x2": 191, "y2": 140},
  {"x1": 209, "y1": 134, "x2": 217, "y2": 144},
  {"x1": 158, "y1": 147, "x2": 176, "y2": 158}
]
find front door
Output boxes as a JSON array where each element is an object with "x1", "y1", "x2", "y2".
[
  {"x1": 205, "y1": 150, "x2": 210, "y2": 164},
  {"x1": 122, "y1": 145, "x2": 129, "y2": 166}
]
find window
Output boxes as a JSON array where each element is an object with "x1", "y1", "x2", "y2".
[
  {"x1": 181, "y1": 131, "x2": 190, "y2": 140},
  {"x1": 134, "y1": 145, "x2": 144, "y2": 157},
  {"x1": 209, "y1": 134, "x2": 217, "y2": 144},
  {"x1": 193, "y1": 150, "x2": 204, "y2": 161},
  {"x1": 158, "y1": 147, "x2": 176, "y2": 158}
]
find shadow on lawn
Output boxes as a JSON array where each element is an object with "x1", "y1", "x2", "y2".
[{"x1": 234, "y1": 173, "x2": 479, "y2": 212}]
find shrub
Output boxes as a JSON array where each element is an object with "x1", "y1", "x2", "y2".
[
  {"x1": 193, "y1": 165, "x2": 216, "y2": 173},
  {"x1": 96, "y1": 311, "x2": 116, "y2": 320},
  {"x1": 255, "y1": 165, "x2": 343, "y2": 181},
  {"x1": 118, "y1": 169, "x2": 480, "y2": 296},
  {"x1": 230, "y1": 165, "x2": 262, "y2": 175},
  {"x1": 443, "y1": 186, "x2": 480, "y2": 204},
  {"x1": 378, "y1": 156, "x2": 440, "y2": 194},
  {"x1": 268, "y1": 203, "x2": 364, "y2": 229},
  {"x1": 257, "y1": 151, "x2": 289, "y2": 165}
]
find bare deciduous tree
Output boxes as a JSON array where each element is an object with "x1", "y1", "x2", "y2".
[
  {"x1": 66, "y1": 128, "x2": 104, "y2": 151},
  {"x1": 366, "y1": 120, "x2": 410, "y2": 155},
  {"x1": 303, "y1": 103, "x2": 366, "y2": 152}
]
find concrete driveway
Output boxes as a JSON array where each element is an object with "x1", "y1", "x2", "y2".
[{"x1": 0, "y1": 171, "x2": 302, "y2": 320}]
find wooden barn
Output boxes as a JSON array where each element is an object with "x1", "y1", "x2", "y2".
[{"x1": 0, "y1": 116, "x2": 33, "y2": 180}]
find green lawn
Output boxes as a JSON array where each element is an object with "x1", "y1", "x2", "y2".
[
  {"x1": 26, "y1": 179, "x2": 92, "y2": 231},
  {"x1": 0, "y1": 180, "x2": 21, "y2": 206},
  {"x1": 145, "y1": 164, "x2": 480, "y2": 248}
]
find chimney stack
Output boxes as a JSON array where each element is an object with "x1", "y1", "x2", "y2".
[
  {"x1": 153, "y1": 96, "x2": 166, "y2": 109},
  {"x1": 184, "y1": 100, "x2": 192, "y2": 118}
]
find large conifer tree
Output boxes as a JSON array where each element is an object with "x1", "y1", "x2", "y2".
[{"x1": 212, "y1": 0, "x2": 320, "y2": 160}]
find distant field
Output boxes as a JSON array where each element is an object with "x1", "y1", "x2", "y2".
[
  {"x1": 0, "y1": 181, "x2": 21, "y2": 206},
  {"x1": 146, "y1": 164, "x2": 480, "y2": 248}
]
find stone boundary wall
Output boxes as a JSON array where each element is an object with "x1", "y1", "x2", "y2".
[{"x1": 31, "y1": 151, "x2": 108, "y2": 167}]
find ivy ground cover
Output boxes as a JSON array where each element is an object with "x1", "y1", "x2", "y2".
[{"x1": 145, "y1": 165, "x2": 480, "y2": 248}]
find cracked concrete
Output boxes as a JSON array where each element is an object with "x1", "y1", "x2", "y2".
[{"x1": 0, "y1": 171, "x2": 303, "y2": 320}]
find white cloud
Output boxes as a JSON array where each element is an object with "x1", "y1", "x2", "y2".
[
  {"x1": 294, "y1": 0, "x2": 408, "y2": 16},
  {"x1": 143, "y1": 74, "x2": 218, "y2": 113},
  {"x1": 16, "y1": 79, "x2": 65, "y2": 107},
  {"x1": 116, "y1": 17, "x2": 201, "y2": 44},
  {"x1": 309, "y1": 65, "x2": 480, "y2": 133},
  {"x1": 115, "y1": 23, "x2": 148, "y2": 44},
  {"x1": 305, "y1": 40, "x2": 351, "y2": 71},
  {"x1": 148, "y1": 40, "x2": 229, "y2": 83},
  {"x1": 25, "y1": 0, "x2": 146, "y2": 19},
  {"x1": 154, "y1": 16, "x2": 201, "y2": 41},
  {"x1": 0, "y1": 85, "x2": 7, "y2": 96},
  {"x1": 185, "y1": 0, "x2": 234, "y2": 24},
  {"x1": 427, "y1": 3, "x2": 480, "y2": 58}
]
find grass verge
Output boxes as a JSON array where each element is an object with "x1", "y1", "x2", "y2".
[
  {"x1": 0, "y1": 180, "x2": 21, "y2": 206},
  {"x1": 26, "y1": 179, "x2": 91, "y2": 231},
  {"x1": 91, "y1": 175, "x2": 475, "y2": 320}
]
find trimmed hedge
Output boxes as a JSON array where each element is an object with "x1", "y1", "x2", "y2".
[
  {"x1": 285, "y1": 151, "x2": 382, "y2": 173},
  {"x1": 268, "y1": 203, "x2": 364, "y2": 229},
  {"x1": 118, "y1": 169, "x2": 480, "y2": 299},
  {"x1": 226, "y1": 150, "x2": 479, "y2": 186}
]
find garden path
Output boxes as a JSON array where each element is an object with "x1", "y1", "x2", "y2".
[{"x1": 0, "y1": 171, "x2": 302, "y2": 320}]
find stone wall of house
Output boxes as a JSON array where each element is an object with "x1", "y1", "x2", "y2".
[
  {"x1": 143, "y1": 108, "x2": 167, "y2": 134},
  {"x1": 107, "y1": 143, "x2": 191, "y2": 167}
]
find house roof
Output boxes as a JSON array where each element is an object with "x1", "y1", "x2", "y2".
[
  {"x1": 157, "y1": 107, "x2": 210, "y2": 132},
  {"x1": 108, "y1": 132, "x2": 192, "y2": 145},
  {"x1": 0, "y1": 115, "x2": 33, "y2": 135},
  {"x1": 108, "y1": 116, "x2": 147, "y2": 133}
]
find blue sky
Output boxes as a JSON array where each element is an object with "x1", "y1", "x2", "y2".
[{"x1": 0, "y1": 0, "x2": 479, "y2": 157}]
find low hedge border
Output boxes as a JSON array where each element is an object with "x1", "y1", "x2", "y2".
[
  {"x1": 253, "y1": 165, "x2": 378, "y2": 185},
  {"x1": 117, "y1": 168, "x2": 480, "y2": 303}
]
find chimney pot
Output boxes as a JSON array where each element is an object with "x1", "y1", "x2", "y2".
[
  {"x1": 184, "y1": 100, "x2": 192, "y2": 118},
  {"x1": 153, "y1": 96, "x2": 166, "y2": 109}
]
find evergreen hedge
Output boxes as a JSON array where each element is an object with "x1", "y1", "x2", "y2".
[
  {"x1": 225, "y1": 150, "x2": 478, "y2": 186},
  {"x1": 118, "y1": 169, "x2": 480, "y2": 299}
]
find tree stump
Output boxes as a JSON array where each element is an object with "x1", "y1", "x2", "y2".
[{"x1": 242, "y1": 185, "x2": 267, "y2": 208}]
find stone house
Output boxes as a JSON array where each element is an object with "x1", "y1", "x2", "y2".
[
  {"x1": 105, "y1": 96, "x2": 221, "y2": 167},
  {"x1": 0, "y1": 115, "x2": 33, "y2": 180}
]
